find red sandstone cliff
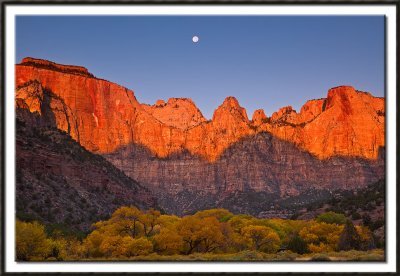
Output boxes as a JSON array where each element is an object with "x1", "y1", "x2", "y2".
[
  {"x1": 21, "y1": 57, "x2": 92, "y2": 77},
  {"x1": 256, "y1": 87, "x2": 385, "y2": 159},
  {"x1": 15, "y1": 58, "x2": 385, "y2": 161}
]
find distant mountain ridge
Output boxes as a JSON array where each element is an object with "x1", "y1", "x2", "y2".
[{"x1": 16, "y1": 57, "x2": 384, "y2": 162}]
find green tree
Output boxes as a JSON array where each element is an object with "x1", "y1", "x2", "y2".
[
  {"x1": 337, "y1": 219, "x2": 361, "y2": 251},
  {"x1": 286, "y1": 234, "x2": 309, "y2": 254},
  {"x1": 316, "y1": 212, "x2": 347, "y2": 225}
]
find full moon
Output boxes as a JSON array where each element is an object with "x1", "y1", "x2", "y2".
[{"x1": 192, "y1": 36, "x2": 199, "y2": 43}]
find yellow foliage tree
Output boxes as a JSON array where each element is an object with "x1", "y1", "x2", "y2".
[
  {"x1": 153, "y1": 227, "x2": 184, "y2": 255},
  {"x1": 157, "y1": 214, "x2": 181, "y2": 230},
  {"x1": 47, "y1": 238, "x2": 67, "y2": 260},
  {"x1": 84, "y1": 231, "x2": 154, "y2": 258},
  {"x1": 82, "y1": 207, "x2": 159, "y2": 258},
  {"x1": 176, "y1": 216, "x2": 225, "y2": 254},
  {"x1": 108, "y1": 206, "x2": 143, "y2": 238},
  {"x1": 194, "y1": 209, "x2": 233, "y2": 221},
  {"x1": 64, "y1": 238, "x2": 86, "y2": 260},
  {"x1": 228, "y1": 215, "x2": 253, "y2": 234},
  {"x1": 230, "y1": 232, "x2": 248, "y2": 252},
  {"x1": 124, "y1": 237, "x2": 153, "y2": 256},
  {"x1": 241, "y1": 225, "x2": 281, "y2": 253},
  {"x1": 197, "y1": 217, "x2": 226, "y2": 253},
  {"x1": 99, "y1": 235, "x2": 124, "y2": 258},
  {"x1": 83, "y1": 230, "x2": 105, "y2": 258},
  {"x1": 299, "y1": 221, "x2": 343, "y2": 253},
  {"x1": 139, "y1": 208, "x2": 161, "y2": 237},
  {"x1": 16, "y1": 220, "x2": 52, "y2": 261}
]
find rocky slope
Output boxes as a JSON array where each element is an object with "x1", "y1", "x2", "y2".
[
  {"x1": 16, "y1": 82, "x2": 157, "y2": 231},
  {"x1": 15, "y1": 57, "x2": 385, "y2": 216}
]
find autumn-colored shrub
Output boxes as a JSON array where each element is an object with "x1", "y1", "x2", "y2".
[
  {"x1": 16, "y1": 206, "x2": 384, "y2": 261},
  {"x1": 16, "y1": 220, "x2": 52, "y2": 261},
  {"x1": 316, "y1": 212, "x2": 347, "y2": 225},
  {"x1": 125, "y1": 237, "x2": 153, "y2": 256},
  {"x1": 299, "y1": 221, "x2": 343, "y2": 252}
]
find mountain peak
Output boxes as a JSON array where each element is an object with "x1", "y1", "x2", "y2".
[
  {"x1": 328, "y1": 85, "x2": 355, "y2": 93},
  {"x1": 213, "y1": 96, "x2": 249, "y2": 122},
  {"x1": 222, "y1": 96, "x2": 241, "y2": 108},
  {"x1": 155, "y1": 99, "x2": 166, "y2": 106},
  {"x1": 142, "y1": 97, "x2": 206, "y2": 130},
  {"x1": 167, "y1": 98, "x2": 195, "y2": 105},
  {"x1": 325, "y1": 85, "x2": 357, "y2": 113},
  {"x1": 252, "y1": 109, "x2": 267, "y2": 125},
  {"x1": 271, "y1": 106, "x2": 296, "y2": 122}
]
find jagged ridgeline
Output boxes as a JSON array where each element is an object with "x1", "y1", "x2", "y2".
[{"x1": 15, "y1": 57, "x2": 385, "y2": 223}]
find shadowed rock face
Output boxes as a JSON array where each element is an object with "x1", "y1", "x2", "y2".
[
  {"x1": 15, "y1": 58, "x2": 385, "y2": 216},
  {"x1": 16, "y1": 105, "x2": 157, "y2": 231},
  {"x1": 104, "y1": 132, "x2": 384, "y2": 215}
]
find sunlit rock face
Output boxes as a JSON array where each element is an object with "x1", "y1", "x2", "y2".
[
  {"x1": 256, "y1": 86, "x2": 384, "y2": 160},
  {"x1": 15, "y1": 58, "x2": 385, "y2": 214},
  {"x1": 141, "y1": 98, "x2": 207, "y2": 130},
  {"x1": 16, "y1": 58, "x2": 384, "y2": 162},
  {"x1": 252, "y1": 109, "x2": 267, "y2": 126}
]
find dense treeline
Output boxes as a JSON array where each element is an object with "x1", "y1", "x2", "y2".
[{"x1": 16, "y1": 207, "x2": 380, "y2": 261}]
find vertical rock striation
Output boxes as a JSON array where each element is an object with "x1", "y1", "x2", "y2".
[{"x1": 15, "y1": 58, "x2": 385, "y2": 215}]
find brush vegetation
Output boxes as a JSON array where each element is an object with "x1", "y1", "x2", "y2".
[{"x1": 16, "y1": 207, "x2": 383, "y2": 261}]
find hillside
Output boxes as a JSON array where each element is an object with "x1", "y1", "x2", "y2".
[{"x1": 16, "y1": 89, "x2": 157, "y2": 231}]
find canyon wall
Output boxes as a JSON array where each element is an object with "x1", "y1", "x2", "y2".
[
  {"x1": 16, "y1": 83, "x2": 157, "y2": 230},
  {"x1": 15, "y1": 58, "x2": 386, "y2": 214},
  {"x1": 16, "y1": 58, "x2": 385, "y2": 162}
]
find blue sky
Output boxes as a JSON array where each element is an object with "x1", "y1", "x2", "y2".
[{"x1": 16, "y1": 16, "x2": 384, "y2": 119}]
